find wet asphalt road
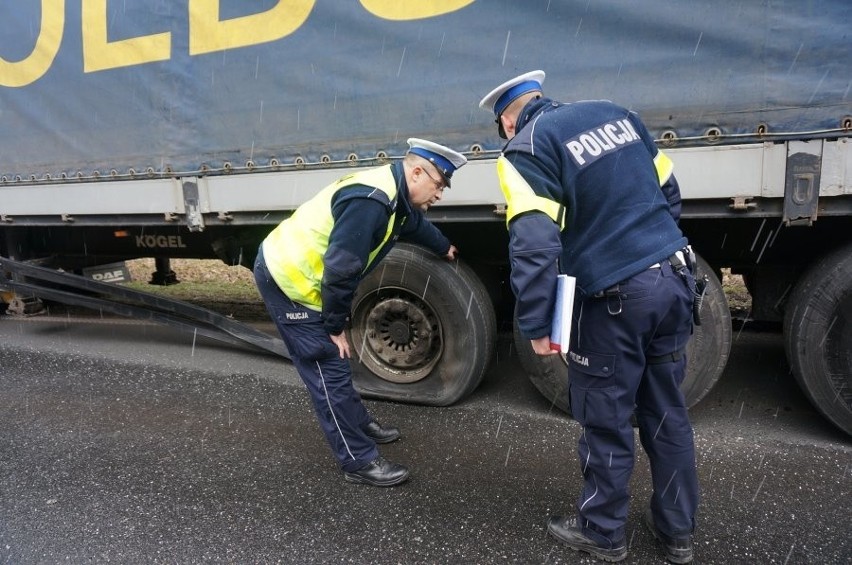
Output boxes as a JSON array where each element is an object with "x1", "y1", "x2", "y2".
[{"x1": 0, "y1": 316, "x2": 850, "y2": 564}]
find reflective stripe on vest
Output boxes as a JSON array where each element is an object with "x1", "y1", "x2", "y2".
[
  {"x1": 262, "y1": 165, "x2": 397, "y2": 310},
  {"x1": 497, "y1": 155, "x2": 566, "y2": 229},
  {"x1": 654, "y1": 150, "x2": 674, "y2": 186}
]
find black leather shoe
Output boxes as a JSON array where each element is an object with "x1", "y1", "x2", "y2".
[
  {"x1": 364, "y1": 420, "x2": 401, "y2": 444},
  {"x1": 344, "y1": 457, "x2": 409, "y2": 487},
  {"x1": 547, "y1": 516, "x2": 627, "y2": 562},
  {"x1": 644, "y1": 508, "x2": 693, "y2": 563}
]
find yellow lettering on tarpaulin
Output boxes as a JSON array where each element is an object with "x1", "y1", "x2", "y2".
[
  {"x1": 2, "y1": 0, "x2": 468, "y2": 83},
  {"x1": 82, "y1": 0, "x2": 170, "y2": 73},
  {"x1": 0, "y1": 0, "x2": 65, "y2": 87},
  {"x1": 360, "y1": 0, "x2": 474, "y2": 20},
  {"x1": 189, "y1": 0, "x2": 316, "y2": 55}
]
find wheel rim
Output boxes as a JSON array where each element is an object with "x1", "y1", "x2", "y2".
[{"x1": 350, "y1": 287, "x2": 443, "y2": 384}]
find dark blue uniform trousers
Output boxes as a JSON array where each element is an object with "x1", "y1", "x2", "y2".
[
  {"x1": 568, "y1": 260, "x2": 699, "y2": 547},
  {"x1": 253, "y1": 248, "x2": 378, "y2": 472}
]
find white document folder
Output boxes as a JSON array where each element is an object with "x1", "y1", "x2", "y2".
[{"x1": 550, "y1": 274, "x2": 577, "y2": 353}]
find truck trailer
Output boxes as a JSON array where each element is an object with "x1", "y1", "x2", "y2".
[{"x1": 1, "y1": 1, "x2": 850, "y2": 435}]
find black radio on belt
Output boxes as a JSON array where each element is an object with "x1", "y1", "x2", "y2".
[{"x1": 692, "y1": 275, "x2": 709, "y2": 326}]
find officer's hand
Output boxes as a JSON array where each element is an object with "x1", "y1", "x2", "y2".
[
  {"x1": 445, "y1": 244, "x2": 458, "y2": 261},
  {"x1": 330, "y1": 331, "x2": 351, "y2": 359},
  {"x1": 531, "y1": 336, "x2": 558, "y2": 356}
]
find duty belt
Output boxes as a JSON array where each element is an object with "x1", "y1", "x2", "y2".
[
  {"x1": 649, "y1": 249, "x2": 687, "y2": 270},
  {"x1": 592, "y1": 246, "x2": 693, "y2": 299}
]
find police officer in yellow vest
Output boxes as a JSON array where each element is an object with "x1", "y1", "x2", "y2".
[{"x1": 253, "y1": 138, "x2": 466, "y2": 487}]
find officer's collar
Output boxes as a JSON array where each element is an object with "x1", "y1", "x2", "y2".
[
  {"x1": 514, "y1": 96, "x2": 553, "y2": 135},
  {"x1": 391, "y1": 161, "x2": 407, "y2": 212}
]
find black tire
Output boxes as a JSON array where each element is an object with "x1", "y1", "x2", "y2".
[
  {"x1": 682, "y1": 253, "x2": 732, "y2": 406},
  {"x1": 513, "y1": 315, "x2": 572, "y2": 414},
  {"x1": 515, "y1": 252, "x2": 731, "y2": 415},
  {"x1": 783, "y1": 243, "x2": 852, "y2": 437},
  {"x1": 349, "y1": 243, "x2": 496, "y2": 406}
]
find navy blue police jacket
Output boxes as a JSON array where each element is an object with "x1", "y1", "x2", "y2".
[{"x1": 503, "y1": 97, "x2": 687, "y2": 339}]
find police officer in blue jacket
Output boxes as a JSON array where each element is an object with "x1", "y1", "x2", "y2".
[
  {"x1": 480, "y1": 71, "x2": 698, "y2": 563},
  {"x1": 254, "y1": 138, "x2": 466, "y2": 487}
]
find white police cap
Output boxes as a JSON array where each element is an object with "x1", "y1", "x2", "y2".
[
  {"x1": 406, "y1": 138, "x2": 467, "y2": 187},
  {"x1": 478, "y1": 70, "x2": 546, "y2": 117}
]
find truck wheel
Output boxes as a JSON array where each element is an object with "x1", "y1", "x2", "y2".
[
  {"x1": 783, "y1": 243, "x2": 852, "y2": 437},
  {"x1": 681, "y1": 254, "x2": 732, "y2": 406},
  {"x1": 349, "y1": 243, "x2": 496, "y2": 406},
  {"x1": 515, "y1": 252, "x2": 731, "y2": 415},
  {"x1": 513, "y1": 316, "x2": 572, "y2": 414}
]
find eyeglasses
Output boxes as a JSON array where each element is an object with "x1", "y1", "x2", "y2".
[{"x1": 421, "y1": 167, "x2": 445, "y2": 191}]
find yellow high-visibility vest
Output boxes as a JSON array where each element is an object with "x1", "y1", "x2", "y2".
[
  {"x1": 497, "y1": 155, "x2": 565, "y2": 229},
  {"x1": 262, "y1": 165, "x2": 397, "y2": 310}
]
